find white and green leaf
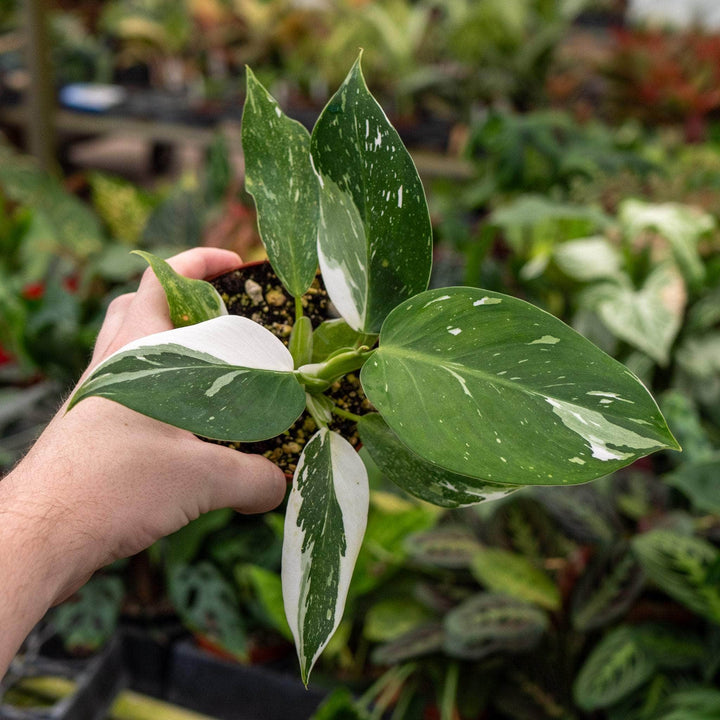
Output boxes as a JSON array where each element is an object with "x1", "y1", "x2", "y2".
[
  {"x1": 310, "y1": 54, "x2": 432, "y2": 333},
  {"x1": 132, "y1": 250, "x2": 227, "y2": 327},
  {"x1": 358, "y1": 413, "x2": 517, "y2": 508},
  {"x1": 282, "y1": 428, "x2": 369, "y2": 685},
  {"x1": 242, "y1": 68, "x2": 319, "y2": 297},
  {"x1": 68, "y1": 315, "x2": 305, "y2": 441},
  {"x1": 583, "y1": 263, "x2": 686, "y2": 366},
  {"x1": 361, "y1": 287, "x2": 679, "y2": 486}
]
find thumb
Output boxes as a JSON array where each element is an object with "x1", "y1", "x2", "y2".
[{"x1": 192, "y1": 441, "x2": 288, "y2": 515}]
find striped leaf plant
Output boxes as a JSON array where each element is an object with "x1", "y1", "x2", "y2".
[{"x1": 69, "y1": 55, "x2": 680, "y2": 684}]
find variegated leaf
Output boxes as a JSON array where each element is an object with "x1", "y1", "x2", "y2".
[
  {"x1": 310, "y1": 54, "x2": 432, "y2": 333},
  {"x1": 358, "y1": 413, "x2": 516, "y2": 508},
  {"x1": 243, "y1": 68, "x2": 319, "y2": 297},
  {"x1": 132, "y1": 250, "x2": 227, "y2": 327},
  {"x1": 584, "y1": 263, "x2": 686, "y2": 366},
  {"x1": 68, "y1": 316, "x2": 305, "y2": 441},
  {"x1": 282, "y1": 428, "x2": 369, "y2": 685},
  {"x1": 361, "y1": 287, "x2": 679, "y2": 485}
]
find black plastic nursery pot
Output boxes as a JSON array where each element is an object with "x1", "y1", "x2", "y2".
[
  {"x1": 1, "y1": 628, "x2": 327, "y2": 720},
  {"x1": 209, "y1": 260, "x2": 372, "y2": 477}
]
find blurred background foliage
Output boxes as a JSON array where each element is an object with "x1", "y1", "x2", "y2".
[{"x1": 2, "y1": 1, "x2": 720, "y2": 719}]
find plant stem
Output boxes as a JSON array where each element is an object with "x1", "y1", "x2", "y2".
[
  {"x1": 313, "y1": 347, "x2": 375, "y2": 383},
  {"x1": 296, "y1": 347, "x2": 375, "y2": 391},
  {"x1": 331, "y1": 405, "x2": 363, "y2": 423},
  {"x1": 355, "y1": 332, "x2": 379, "y2": 349},
  {"x1": 440, "y1": 662, "x2": 459, "y2": 720},
  {"x1": 359, "y1": 663, "x2": 417, "y2": 719}
]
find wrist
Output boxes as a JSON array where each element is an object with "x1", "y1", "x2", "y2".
[{"x1": 0, "y1": 465, "x2": 94, "y2": 676}]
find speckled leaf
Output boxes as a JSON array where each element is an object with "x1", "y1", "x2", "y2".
[
  {"x1": 132, "y1": 250, "x2": 227, "y2": 327},
  {"x1": 243, "y1": 68, "x2": 318, "y2": 297},
  {"x1": 310, "y1": 54, "x2": 432, "y2": 333},
  {"x1": 361, "y1": 287, "x2": 679, "y2": 486},
  {"x1": 282, "y1": 428, "x2": 369, "y2": 685},
  {"x1": 358, "y1": 413, "x2": 516, "y2": 507},
  {"x1": 68, "y1": 316, "x2": 305, "y2": 441}
]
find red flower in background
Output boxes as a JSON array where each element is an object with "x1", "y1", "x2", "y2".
[
  {"x1": 0, "y1": 345, "x2": 13, "y2": 366},
  {"x1": 21, "y1": 282, "x2": 45, "y2": 301}
]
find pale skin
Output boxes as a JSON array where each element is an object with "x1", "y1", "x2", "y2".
[{"x1": 0, "y1": 248, "x2": 287, "y2": 678}]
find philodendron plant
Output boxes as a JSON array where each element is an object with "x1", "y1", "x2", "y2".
[{"x1": 69, "y1": 56, "x2": 680, "y2": 684}]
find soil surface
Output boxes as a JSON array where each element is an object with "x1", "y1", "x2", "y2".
[{"x1": 210, "y1": 263, "x2": 373, "y2": 476}]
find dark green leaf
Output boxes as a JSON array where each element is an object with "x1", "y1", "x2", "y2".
[
  {"x1": 311, "y1": 54, "x2": 432, "y2": 333},
  {"x1": 632, "y1": 530, "x2": 720, "y2": 623},
  {"x1": 243, "y1": 68, "x2": 318, "y2": 297},
  {"x1": 169, "y1": 562, "x2": 246, "y2": 659},
  {"x1": 52, "y1": 576, "x2": 123, "y2": 653},
  {"x1": 362, "y1": 287, "x2": 679, "y2": 485},
  {"x1": 573, "y1": 626, "x2": 656, "y2": 711},
  {"x1": 443, "y1": 593, "x2": 548, "y2": 660},
  {"x1": 404, "y1": 527, "x2": 482, "y2": 569},
  {"x1": 571, "y1": 544, "x2": 645, "y2": 631},
  {"x1": 68, "y1": 316, "x2": 305, "y2": 442},
  {"x1": 358, "y1": 413, "x2": 517, "y2": 508},
  {"x1": 372, "y1": 622, "x2": 444, "y2": 665}
]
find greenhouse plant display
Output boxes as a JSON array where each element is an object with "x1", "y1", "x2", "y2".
[{"x1": 67, "y1": 55, "x2": 680, "y2": 685}]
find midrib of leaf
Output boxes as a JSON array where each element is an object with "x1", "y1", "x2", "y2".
[
  {"x1": 377, "y1": 345, "x2": 636, "y2": 423},
  {"x1": 379, "y1": 345, "x2": 592, "y2": 410}
]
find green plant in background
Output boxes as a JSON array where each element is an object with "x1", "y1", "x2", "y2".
[
  {"x1": 460, "y1": 110, "x2": 656, "y2": 208},
  {"x1": 68, "y1": 56, "x2": 679, "y2": 684},
  {"x1": 0, "y1": 132, "x2": 237, "y2": 477}
]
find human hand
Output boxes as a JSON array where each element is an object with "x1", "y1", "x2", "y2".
[{"x1": 0, "y1": 248, "x2": 286, "y2": 673}]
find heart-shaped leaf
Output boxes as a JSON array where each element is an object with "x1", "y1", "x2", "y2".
[
  {"x1": 358, "y1": 413, "x2": 517, "y2": 508},
  {"x1": 361, "y1": 287, "x2": 679, "y2": 486},
  {"x1": 586, "y1": 264, "x2": 686, "y2": 366},
  {"x1": 243, "y1": 68, "x2": 318, "y2": 297},
  {"x1": 68, "y1": 316, "x2": 305, "y2": 441},
  {"x1": 310, "y1": 54, "x2": 432, "y2": 333},
  {"x1": 282, "y1": 428, "x2": 369, "y2": 685}
]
